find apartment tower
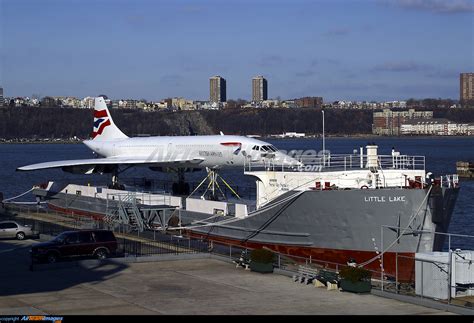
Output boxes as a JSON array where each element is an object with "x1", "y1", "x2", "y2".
[
  {"x1": 210, "y1": 76, "x2": 227, "y2": 103},
  {"x1": 252, "y1": 76, "x2": 268, "y2": 102},
  {"x1": 460, "y1": 73, "x2": 474, "y2": 102}
]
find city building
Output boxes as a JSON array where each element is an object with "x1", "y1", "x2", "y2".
[
  {"x1": 136, "y1": 101, "x2": 146, "y2": 110},
  {"x1": 171, "y1": 97, "x2": 196, "y2": 110},
  {"x1": 0, "y1": 87, "x2": 3, "y2": 106},
  {"x1": 281, "y1": 100, "x2": 297, "y2": 108},
  {"x1": 261, "y1": 99, "x2": 280, "y2": 108},
  {"x1": 383, "y1": 101, "x2": 407, "y2": 108},
  {"x1": 460, "y1": 73, "x2": 474, "y2": 102},
  {"x1": 56, "y1": 96, "x2": 82, "y2": 108},
  {"x1": 252, "y1": 76, "x2": 268, "y2": 102},
  {"x1": 210, "y1": 76, "x2": 226, "y2": 103},
  {"x1": 295, "y1": 96, "x2": 323, "y2": 108},
  {"x1": 118, "y1": 99, "x2": 137, "y2": 109},
  {"x1": 198, "y1": 101, "x2": 221, "y2": 110},
  {"x1": 401, "y1": 119, "x2": 474, "y2": 136},
  {"x1": 373, "y1": 109, "x2": 433, "y2": 135},
  {"x1": 143, "y1": 101, "x2": 169, "y2": 111},
  {"x1": 82, "y1": 97, "x2": 95, "y2": 109},
  {"x1": 162, "y1": 98, "x2": 172, "y2": 109},
  {"x1": 272, "y1": 132, "x2": 306, "y2": 138},
  {"x1": 40, "y1": 96, "x2": 58, "y2": 107},
  {"x1": 12, "y1": 97, "x2": 29, "y2": 107}
]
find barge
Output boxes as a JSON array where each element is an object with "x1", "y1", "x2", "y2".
[{"x1": 31, "y1": 144, "x2": 460, "y2": 281}]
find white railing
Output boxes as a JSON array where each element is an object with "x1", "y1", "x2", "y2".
[
  {"x1": 440, "y1": 174, "x2": 460, "y2": 188},
  {"x1": 105, "y1": 191, "x2": 173, "y2": 206},
  {"x1": 245, "y1": 154, "x2": 425, "y2": 173}
]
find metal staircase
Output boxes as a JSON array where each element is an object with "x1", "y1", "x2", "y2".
[
  {"x1": 104, "y1": 192, "x2": 145, "y2": 231},
  {"x1": 103, "y1": 192, "x2": 180, "y2": 232}
]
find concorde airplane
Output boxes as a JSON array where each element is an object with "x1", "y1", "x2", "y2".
[{"x1": 17, "y1": 97, "x2": 300, "y2": 183}]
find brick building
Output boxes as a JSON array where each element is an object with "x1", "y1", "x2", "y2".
[{"x1": 373, "y1": 109, "x2": 433, "y2": 135}]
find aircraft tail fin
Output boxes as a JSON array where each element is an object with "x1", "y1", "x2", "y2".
[{"x1": 91, "y1": 97, "x2": 128, "y2": 141}]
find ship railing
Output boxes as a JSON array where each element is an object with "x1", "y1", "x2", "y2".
[
  {"x1": 121, "y1": 177, "x2": 257, "y2": 202},
  {"x1": 245, "y1": 154, "x2": 425, "y2": 173},
  {"x1": 105, "y1": 191, "x2": 173, "y2": 207},
  {"x1": 441, "y1": 174, "x2": 459, "y2": 188}
]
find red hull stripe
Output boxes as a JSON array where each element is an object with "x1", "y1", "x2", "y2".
[
  {"x1": 186, "y1": 232, "x2": 416, "y2": 282},
  {"x1": 47, "y1": 203, "x2": 104, "y2": 220},
  {"x1": 220, "y1": 142, "x2": 241, "y2": 146},
  {"x1": 94, "y1": 109, "x2": 108, "y2": 118},
  {"x1": 91, "y1": 119, "x2": 111, "y2": 138}
]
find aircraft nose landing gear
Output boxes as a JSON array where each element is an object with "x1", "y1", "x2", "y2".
[{"x1": 188, "y1": 168, "x2": 241, "y2": 201}]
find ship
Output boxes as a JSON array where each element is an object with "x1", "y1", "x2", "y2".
[
  {"x1": 31, "y1": 144, "x2": 459, "y2": 281},
  {"x1": 456, "y1": 161, "x2": 474, "y2": 178}
]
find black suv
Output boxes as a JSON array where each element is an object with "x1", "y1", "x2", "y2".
[{"x1": 30, "y1": 230, "x2": 118, "y2": 263}]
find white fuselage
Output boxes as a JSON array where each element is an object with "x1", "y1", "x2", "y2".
[{"x1": 84, "y1": 135, "x2": 296, "y2": 169}]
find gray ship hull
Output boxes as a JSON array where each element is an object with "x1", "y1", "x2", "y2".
[{"x1": 34, "y1": 185, "x2": 459, "y2": 280}]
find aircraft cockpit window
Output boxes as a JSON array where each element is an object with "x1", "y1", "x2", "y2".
[
  {"x1": 268, "y1": 145, "x2": 277, "y2": 152},
  {"x1": 252, "y1": 145, "x2": 258, "y2": 151},
  {"x1": 259, "y1": 145, "x2": 277, "y2": 152}
]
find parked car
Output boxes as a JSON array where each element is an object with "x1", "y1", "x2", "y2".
[
  {"x1": 30, "y1": 230, "x2": 118, "y2": 264},
  {"x1": 0, "y1": 220, "x2": 35, "y2": 240}
]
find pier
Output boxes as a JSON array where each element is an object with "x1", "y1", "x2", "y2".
[
  {"x1": 0, "y1": 243, "x2": 456, "y2": 315},
  {"x1": 1, "y1": 204, "x2": 473, "y2": 315}
]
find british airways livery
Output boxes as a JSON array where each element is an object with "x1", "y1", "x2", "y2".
[{"x1": 17, "y1": 97, "x2": 299, "y2": 177}]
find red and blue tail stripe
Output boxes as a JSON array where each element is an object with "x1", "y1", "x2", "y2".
[
  {"x1": 94, "y1": 109, "x2": 108, "y2": 118},
  {"x1": 91, "y1": 109, "x2": 111, "y2": 139}
]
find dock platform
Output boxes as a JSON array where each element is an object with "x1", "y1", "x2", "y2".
[{"x1": 0, "y1": 239, "x2": 456, "y2": 315}]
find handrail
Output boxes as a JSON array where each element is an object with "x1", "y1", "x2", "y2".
[{"x1": 245, "y1": 154, "x2": 426, "y2": 173}]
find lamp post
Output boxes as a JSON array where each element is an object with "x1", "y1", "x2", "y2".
[{"x1": 322, "y1": 109, "x2": 325, "y2": 166}]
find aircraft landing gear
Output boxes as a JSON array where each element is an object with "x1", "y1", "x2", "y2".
[
  {"x1": 109, "y1": 167, "x2": 125, "y2": 190},
  {"x1": 188, "y1": 168, "x2": 240, "y2": 201},
  {"x1": 172, "y1": 169, "x2": 190, "y2": 195}
]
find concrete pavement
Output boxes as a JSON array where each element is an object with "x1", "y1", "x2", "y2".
[{"x1": 0, "y1": 238, "x2": 455, "y2": 315}]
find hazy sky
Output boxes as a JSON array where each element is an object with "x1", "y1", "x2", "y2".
[{"x1": 1, "y1": 0, "x2": 473, "y2": 101}]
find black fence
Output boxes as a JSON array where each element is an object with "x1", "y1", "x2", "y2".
[
  {"x1": 1, "y1": 207, "x2": 212, "y2": 258},
  {"x1": 117, "y1": 235, "x2": 210, "y2": 257}
]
